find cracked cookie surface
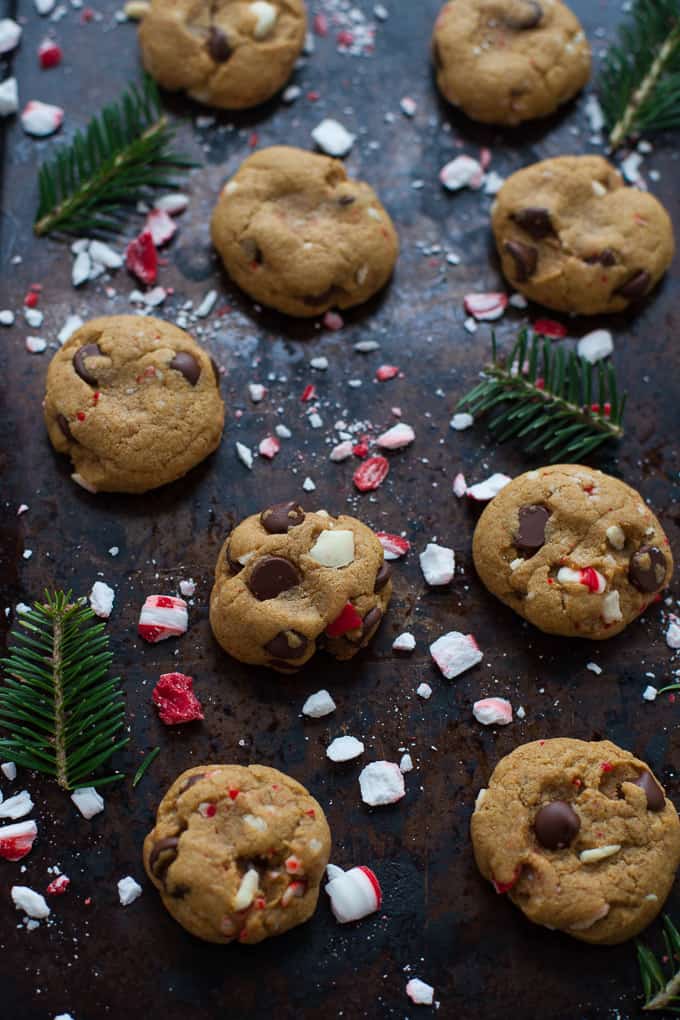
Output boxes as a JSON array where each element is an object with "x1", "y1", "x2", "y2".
[
  {"x1": 44, "y1": 315, "x2": 224, "y2": 494},
  {"x1": 471, "y1": 738, "x2": 680, "y2": 944},
  {"x1": 209, "y1": 503, "x2": 393, "y2": 671},
  {"x1": 138, "y1": 0, "x2": 307, "y2": 110},
  {"x1": 143, "y1": 764, "x2": 331, "y2": 944},
  {"x1": 492, "y1": 155, "x2": 675, "y2": 314},
  {"x1": 472, "y1": 464, "x2": 673, "y2": 639},
  {"x1": 210, "y1": 146, "x2": 399, "y2": 317},
  {"x1": 432, "y1": 0, "x2": 590, "y2": 125}
]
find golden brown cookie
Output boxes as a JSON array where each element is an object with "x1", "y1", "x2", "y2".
[
  {"x1": 143, "y1": 764, "x2": 331, "y2": 944},
  {"x1": 492, "y1": 155, "x2": 675, "y2": 314},
  {"x1": 138, "y1": 0, "x2": 307, "y2": 110},
  {"x1": 432, "y1": 0, "x2": 590, "y2": 125},
  {"x1": 209, "y1": 503, "x2": 393, "y2": 671},
  {"x1": 210, "y1": 146, "x2": 399, "y2": 317},
  {"x1": 44, "y1": 315, "x2": 224, "y2": 494},
  {"x1": 472, "y1": 465, "x2": 673, "y2": 639},
  {"x1": 471, "y1": 738, "x2": 680, "y2": 944}
]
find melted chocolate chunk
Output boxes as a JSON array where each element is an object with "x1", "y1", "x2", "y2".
[
  {"x1": 512, "y1": 207, "x2": 554, "y2": 240},
  {"x1": 362, "y1": 606, "x2": 382, "y2": 636},
  {"x1": 260, "y1": 501, "x2": 305, "y2": 534},
  {"x1": 180, "y1": 773, "x2": 206, "y2": 793},
  {"x1": 148, "y1": 836, "x2": 179, "y2": 880},
  {"x1": 73, "y1": 343, "x2": 102, "y2": 387},
  {"x1": 248, "y1": 556, "x2": 301, "y2": 601},
  {"x1": 264, "y1": 630, "x2": 309, "y2": 660},
  {"x1": 585, "y1": 248, "x2": 617, "y2": 267},
  {"x1": 629, "y1": 544, "x2": 667, "y2": 593},
  {"x1": 504, "y1": 0, "x2": 543, "y2": 30},
  {"x1": 534, "y1": 800, "x2": 580, "y2": 850},
  {"x1": 56, "y1": 413, "x2": 74, "y2": 442},
  {"x1": 170, "y1": 351, "x2": 201, "y2": 386},
  {"x1": 225, "y1": 542, "x2": 244, "y2": 574},
  {"x1": 504, "y1": 240, "x2": 538, "y2": 282},
  {"x1": 302, "y1": 287, "x2": 336, "y2": 307},
  {"x1": 207, "y1": 26, "x2": 232, "y2": 62},
  {"x1": 615, "y1": 269, "x2": 651, "y2": 301},
  {"x1": 169, "y1": 883, "x2": 190, "y2": 899},
  {"x1": 211, "y1": 357, "x2": 221, "y2": 386},
  {"x1": 374, "y1": 561, "x2": 391, "y2": 593},
  {"x1": 634, "y1": 771, "x2": 665, "y2": 812},
  {"x1": 240, "y1": 238, "x2": 263, "y2": 265},
  {"x1": 267, "y1": 659, "x2": 300, "y2": 672},
  {"x1": 337, "y1": 194, "x2": 356, "y2": 207},
  {"x1": 515, "y1": 505, "x2": 550, "y2": 555}
]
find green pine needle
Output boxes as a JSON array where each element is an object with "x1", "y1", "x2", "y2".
[
  {"x1": 132, "y1": 746, "x2": 161, "y2": 788},
  {"x1": 0, "y1": 591, "x2": 128, "y2": 790},
  {"x1": 457, "y1": 328, "x2": 625, "y2": 463},
  {"x1": 600, "y1": 0, "x2": 680, "y2": 150},
  {"x1": 637, "y1": 915, "x2": 680, "y2": 1010},
  {"x1": 34, "y1": 76, "x2": 196, "y2": 238}
]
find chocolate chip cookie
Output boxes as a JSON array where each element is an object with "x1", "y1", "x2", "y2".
[
  {"x1": 432, "y1": 0, "x2": 590, "y2": 126},
  {"x1": 209, "y1": 503, "x2": 393, "y2": 671},
  {"x1": 143, "y1": 764, "x2": 331, "y2": 944},
  {"x1": 492, "y1": 155, "x2": 675, "y2": 314},
  {"x1": 138, "y1": 0, "x2": 307, "y2": 110},
  {"x1": 471, "y1": 738, "x2": 680, "y2": 944},
  {"x1": 44, "y1": 315, "x2": 224, "y2": 494},
  {"x1": 472, "y1": 465, "x2": 673, "y2": 639},
  {"x1": 210, "y1": 146, "x2": 399, "y2": 317}
]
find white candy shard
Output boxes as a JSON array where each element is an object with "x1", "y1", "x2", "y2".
[
  {"x1": 138, "y1": 595, "x2": 188, "y2": 643},
  {"x1": 0, "y1": 790, "x2": 33, "y2": 820},
  {"x1": 309, "y1": 530, "x2": 355, "y2": 569},
  {"x1": 330, "y1": 440, "x2": 354, "y2": 462},
  {"x1": 602, "y1": 590, "x2": 623, "y2": 624},
  {"x1": 430, "y1": 631, "x2": 483, "y2": 679},
  {"x1": 89, "y1": 581, "x2": 115, "y2": 619},
  {"x1": 376, "y1": 423, "x2": 415, "y2": 450},
  {"x1": 117, "y1": 876, "x2": 143, "y2": 906},
  {"x1": 419, "y1": 543, "x2": 455, "y2": 586},
  {"x1": 643, "y1": 685, "x2": 658, "y2": 702},
  {"x1": 58, "y1": 314, "x2": 83, "y2": 345},
  {"x1": 584, "y1": 94, "x2": 605, "y2": 133},
  {"x1": 144, "y1": 208, "x2": 176, "y2": 246},
  {"x1": 406, "y1": 978, "x2": 435, "y2": 1006},
  {"x1": 250, "y1": 0, "x2": 278, "y2": 38},
  {"x1": 311, "y1": 118, "x2": 356, "y2": 157},
  {"x1": 35, "y1": 0, "x2": 57, "y2": 13},
  {"x1": 195, "y1": 289, "x2": 218, "y2": 318},
  {"x1": 89, "y1": 240, "x2": 123, "y2": 269},
  {"x1": 0, "y1": 309, "x2": 15, "y2": 325},
  {"x1": 302, "y1": 690, "x2": 336, "y2": 718},
  {"x1": 453, "y1": 472, "x2": 468, "y2": 498},
  {"x1": 71, "y1": 786, "x2": 104, "y2": 819},
  {"x1": 21, "y1": 99, "x2": 63, "y2": 137},
  {"x1": 473, "y1": 698, "x2": 513, "y2": 726},
  {"x1": 466, "y1": 473, "x2": 512, "y2": 501},
  {"x1": 399, "y1": 753, "x2": 413, "y2": 773},
  {"x1": 392, "y1": 632, "x2": 416, "y2": 653},
  {"x1": 440, "y1": 155, "x2": 484, "y2": 191},
  {"x1": 450, "y1": 412, "x2": 473, "y2": 431},
  {"x1": 248, "y1": 382, "x2": 266, "y2": 403},
  {"x1": 1, "y1": 762, "x2": 17, "y2": 781},
  {"x1": 11, "y1": 886, "x2": 50, "y2": 920},
  {"x1": 0, "y1": 77, "x2": 19, "y2": 116},
  {"x1": 236, "y1": 442, "x2": 254, "y2": 469},
  {"x1": 25, "y1": 336, "x2": 47, "y2": 354},
  {"x1": 474, "y1": 788, "x2": 488, "y2": 811},
  {"x1": 72, "y1": 250, "x2": 92, "y2": 287},
  {"x1": 325, "y1": 864, "x2": 382, "y2": 923},
  {"x1": 586, "y1": 662, "x2": 603, "y2": 675},
  {"x1": 154, "y1": 192, "x2": 189, "y2": 215},
  {"x1": 179, "y1": 578, "x2": 196, "y2": 598},
  {"x1": 606, "y1": 524, "x2": 625, "y2": 550},
  {"x1": 577, "y1": 329, "x2": 614, "y2": 364},
  {"x1": 416, "y1": 682, "x2": 432, "y2": 699},
  {"x1": 666, "y1": 620, "x2": 680, "y2": 649},
  {"x1": 233, "y1": 868, "x2": 259, "y2": 910},
  {"x1": 0, "y1": 19, "x2": 21, "y2": 54},
  {"x1": 326, "y1": 735, "x2": 365, "y2": 762},
  {"x1": 359, "y1": 761, "x2": 405, "y2": 806},
  {"x1": 579, "y1": 844, "x2": 621, "y2": 864}
]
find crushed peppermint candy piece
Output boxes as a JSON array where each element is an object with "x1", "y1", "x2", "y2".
[
  {"x1": 326, "y1": 602, "x2": 362, "y2": 637},
  {"x1": 584, "y1": 94, "x2": 605, "y2": 133},
  {"x1": 58, "y1": 314, "x2": 84, "y2": 344},
  {"x1": 419, "y1": 543, "x2": 455, "y2": 586},
  {"x1": 235, "y1": 441, "x2": 254, "y2": 469},
  {"x1": 179, "y1": 578, "x2": 196, "y2": 597},
  {"x1": 89, "y1": 240, "x2": 123, "y2": 269},
  {"x1": 154, "y1": 192, "x2": 189, "y2": 215},
  {"x1": 453, "y1": 472, "x2": 468, "y2": 498},
  {"x1": 21, "y1": 99, "x2": 63, "y2": 136},
  {"x1": 430, "y1": 632, "x2": 483, "y2": 679},
  {"x1": 145, "y1": 208, "x2": 177, "y2": 247},
  {"x1": 0, "y1": 820, "x2": 38, "y2": 862},
  {"x1": 38, "y1": 39, "x2": 62, "y2": 69},
  {"x1": 587, "y1": 662, "x2": 603, "y2": 675},
  {"x1": 353, "y1": 456, "x2": 389, "y2": 492},
  {"x1": 325, "y1": 864, "x2": 382, "y2": 923},
  {"x1": 376, "y1": 364, "x2": 399, "y2": 381},
  {"x1": 0, "y1": 309, "x2": 15, "y2": 325},
  {"x1": 450, "y1": 413, "x2": 473, "y2": 431},
  {"x1": 153, "y1": 672, "x2": 203, "y2": 725},
  {"x1": 310, "y1": 356, "x2": 328, "y2": 370},
  {"x1": 25, "y1": 336, "x2": 47, "y2": 354},
  {"x1": 417, "y1": 682, "x2": 432, "y2": 699},
  {"x1": 258, "y1": 435, "x2": 280, "y2": 459},
  {"x1": 71, "y1": 786, "x2": 104, "y2": 819},
  {"x1": 533, "y1": 318, "x2": 567, "y2": 339},
  {"x1": 464, "y1": 292, "x2": 508, "y2": 321},
  {"x1": 117, "y1": 876, "x2": 143, "y2": 906},
  {"x1": 311, "y1": 118, "x2": 355, "y2": 157},
  {"x1": 0, "y1": 790, "x2": 33, "y2": 821},
  {"x1": 35, "y1": 0, "x2": 57, "y2": 12},
  {"x1": 302, "y1": 476, "x2": 316, "y2": 492},
  {"x1": 400, "y1": 753, "x2": 413, "y2": 773},
  {"x1": 11, "y1": 885, "x2": 50, "y2": 920},
  {"x1": 323, "y1": 310, "x2": 344, "y2": 331},
  {"x1": 1, "y1": 762, "x2": 17, "y2": 780},
  {"x1": 330, "y1": 440, "x2": 354, "y2": 462},
  {"x1": 392, "y1": 632, "x2": 416, "y2": 653},
  {"x1": 326, "y1": 735, "x2": 364, "y2": 762},
  {"x1": 0, "y1": 19, "x2": 22, "y2": 54},
  {"x1": 376, "y1": 423, "x2": 415, "y2": 450},
  {"x1": 89, "y1": 580, "x2": 114, "y2": 619},
  {"x1": 359, "y1": 761, "x2": 405, "y2": 806},
  {"x1": 72, "y1": 250, "x2": 92, "y2": 287},
  {"x1": 400, "y1": 96, "x2": 417, "y2": 117},
  {"x1": 466, "y1": 473, "x2": 512, "y2": 501},
  {"x1": 406, "y1": 978, "x2": 435, "y2": 1006},
  {"x1": 125, "y1": 230, "x2": 157, "y2": 286},
  {"x1": 309, "y1": 530, "x2": 355, "y2": 568},
  {"x1": 195, "y1": 289, "x2": 218, "y2": 318},
  {"x1": 556, "y1": 566, "x2": 606, "y2": 594},
  {"x1": 577, "y1": 329, "x2": 614, "y2": 364},
  {"x1": 376, "y1": 532, "x2": 410, "y2": 559},
  {"x1": 138, "y1": 595, "x2": 188, "y2": 643},
  {"x1": 440, "y1": 155, "x2": 484, "y2": 191},
  {"x1": 473, "y1": 698, "x2": 513, "y2": 726},
  {"x1": 643, "y1": 685, "x2": 658, "y2": 702},
  {"x1": 46, "y1": 874, "x2": 70, "y2": 895},
  {"x1": 666, "y1": 619, "x2": 680, "y2": 649},
  {"x1": 0, "y1": 77, "x2": 19, "y2": 116},
  {"x1": 302, "y1": 690, "x2": 336, "y2": 718}
]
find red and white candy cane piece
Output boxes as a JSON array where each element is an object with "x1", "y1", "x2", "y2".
[
  {"x1": 281, "y1": 880, "x2": 306, "y2": 907},
  {"x1": 556, "y1": 566, "x2": 606, "y2": 593},
  {"x1": 376, "y1": 532, "x2": 410, "y2": 559},
  {"x1": 125, "y1": 230, "x2": 158, "y2": 286},
  {"x1": 38, "y1": 39, "x2": 62, "y2": 69},
  {"x1": 473, "y1": 697, "x2": 513, "y2": 726},
  {"x1": 46, "y1": 874, "x2": 70, "y2": 895},
  {"x1": 375, "y1": 364, "x2": 399, "y2": 382},
  {"x1": 330, "y1": 440, "x2": 353, "y2": 462},
  {"x1": 144, "y1": 208, "x2": 177, "y2": 247},
  {"x1": 353, "y1": 455, "x2": 389, "y2": 492},
  {"x1": 325, "y1": 602, "x2": 362, "y2": 638},
  {"x1": 21, "y1": 99, "x2": 63, "y2": 137},
  {"x1": 358, "y1": 761, "x2": 405, "y2": 807},
  {"x1": 533, "y1": 318, "x2": 567, "y2": 339},
  {"x1": 464, "y1": 292, "x2": 508, "y2": 321},
  {"x1": 0, "y1": 819, "x2": 38, "y2": 862},
  {"x1": 138, "y1": 595, "x2": 188, "y2": 643},
  {"x1": 439, "y1": 155, "x2": 484, "y2": 191},
  {"x1": 453, "y1": 472, "x2": 468, "y2": 498},
  {"x1": 466, "y1": 472, "x2": 512, "y2": 501},
  {"x1": 285, "y1": 855, "x2": 303, "y2": 875},
  {"x1": 430, "y1": 631, "x2": 483, "y2": 679},
  {"x1": 376, "y1": 423, "x2": 415, "y2": 450},
  {"x1": 258, "y1": 435, "x2": 280, "y2": 460},
  {"x1": 492, "y1": 865, "x2": 521, "y2": 894},
  {"x1": 325, "y1": 864, "x2": 382, "y2": 923}
]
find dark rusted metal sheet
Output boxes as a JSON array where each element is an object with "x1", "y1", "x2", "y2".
[{"x1": 1, "y1": 1, "x2": 679, "y2": 1017}]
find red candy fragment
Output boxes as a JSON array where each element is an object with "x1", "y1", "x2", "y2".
[
  {"x1": 300, "y1": 384, "x2": 316, "y2": 402},
  {"x1": 492, "y1": 866, "x2": 521, "y2": 894},
  {"x1": 0, "y1": 820, "x2": 38, "y2": 862},
  {"x1": 145, "y1": 208, "x2": 177, "y2": 247},
  {"x1": 152, "y1": 672, "x2": 204, "y2": 726},
  {"x1": 533, "y1": 319, "x2": 567, "y2": 339},
  {"x1": 464, "y1": 292, "x2": 507, "y2": 321},
  {"x1": 353, "y1": 455, "x2": 389, "y2": 492},
  {"x1": 376, "y1": 364, "x2": 399, "y2": 382},
  {"x1": 376, "y1": 532, "x2": 410, "y2": 559},
  {"x1": 326, "y1": 602, "x2": 363, "y2": 637},
  {"x1": 125, "y1": 230, "x2": 158, "y2": 286},
  {"x1": 38, "y1": 39, "x2": 62, "y2": 69},
  {"x1": 46, "y1": 874, "x2": 70, "y2": 895}
]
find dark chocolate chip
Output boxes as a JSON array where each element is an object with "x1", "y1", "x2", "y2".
[
  {"x1": 362, "y1": 606, "x2": 382, "y2": 637},
  {"x1": 170, "y1": 351, "x2": 201, "y2": 386},
  {"x1": 337, "y1": 195, "x2": 356, "y2": 206},
  {"x1": 207, "y1": 26, "x2": 232, "y2": 62},
  {"x1": 512, "y1": 207, "x2": 554, "y2": 240},
  {"x1": 148, "y1": 836, "x2": 179, "y2": 879},
  {"x1": 629, "y1": 544, "x2": 667, "y2": 593},
  {"x1": 248, "y1": 556, "x2": 301, "y2": 601},
  {"x1": 302, "y1": 287, "x2": 336, "y2": 307},
  {"x1": 225, "y1": 542, "x2": 244, "y2": 574},
  {"x1": 515, "y1": 505, "x2": 550, "y2": 555},
  {"x1": 73, "y1": 343, "x2": 102, "y2": 387},
  {"x1": 260, "y1": 501, "x2": 305, "y2": 534},
  {"x1": 615, "y1": 269, "x2": 651, "y2": 301},
  {"x1": 56, "y1": 413, "x2": 74, "y2": 442},
  {"x1": 534, "y1": 800, "x2": 580, "y2": 850},
  {"x1": 211, "y1": 357, "x2": 221, "y2": 386},
  {"x1": 634, "y1": 771, "x2": 665, "y2": 812},
  {"x1": 240, "y1": 238, "x2": 263, "y2": 265},
  {"x1": 585, "y1": 248, "x2": 618, "y2": 267},
  {"x1": 503, "y1": 0, "x2": 543, "y2": 30},
  {"x1": 180, "y1": 773, "x2": 206, "y2": 793},
  {"x1": 504, "y1": 240, "x2": 538, "y2": 282},
  {"x1": 374, "y1": 561, "x2": 391, "y2": 593},
  {"x1": 169, "y1": 883, "x2": 190, "y2": 899},
  {"x1": 267, "y1": 659, "x2": 301, "y2": 672},
  {"x1": 264, "y1": 630, "x2": 309, "y2": 660}
]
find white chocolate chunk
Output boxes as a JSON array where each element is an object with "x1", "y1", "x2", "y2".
[
  {"x1": 602, "y1": 590, "x2": 623, "y2": 624},
  {"x1": 250, "y1": 1, "x2": 278, "y2": 39},
  {"x1": 233, "y1": 868, "x2": 259, "y2": 910},
  {"x1": 606, "y1": 525, "x2": 625, "y2": 550},
  {"x1": 474, "y1": 788, "x2": 488, "y2": 812},
  {"x1": 579, "y1": 844, "x2": 621, "y2": 864},
  {"x1": 308, "y1": 530, "x2": 355, "y2": 568},
  {"x1": 243, "y1": 814, "x2": 267, "y2": 832},
  {"x1": 569, "y1": 903, "x2": 610, "y2": 930}
]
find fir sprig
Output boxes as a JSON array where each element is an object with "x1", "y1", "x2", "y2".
[
  {"x1": 637, "y1": 915, "x2": 680, "y2": 1011},
  {"x1": 457, "y1": 329, "x2": 626, "y2": 463},
  {"x1": 0, "y1": 591, "x2": 128, "y2": 789},
  {"x1": 600, "y1": 0, "x2": 680, "y2": 150},
  {"x1": 34, "y1": 76, "x2": 195, "y2": 238}
]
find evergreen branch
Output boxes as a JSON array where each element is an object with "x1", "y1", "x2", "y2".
[
  {"x1": 638, "y1": 915, "x2": 680, "y2": 1010},
  {"x1": 600, "y1": 0, "x2": 680, "y2": 149},
  {"x1": 34, "y1": 77, "x2": 196, "y2": 238},
  {"x1": 0, "y1": 592, "x2": 128, "y2": 790},
  {"x1": 457, "y1": 329, "x2": 625, "y2": 463}
]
